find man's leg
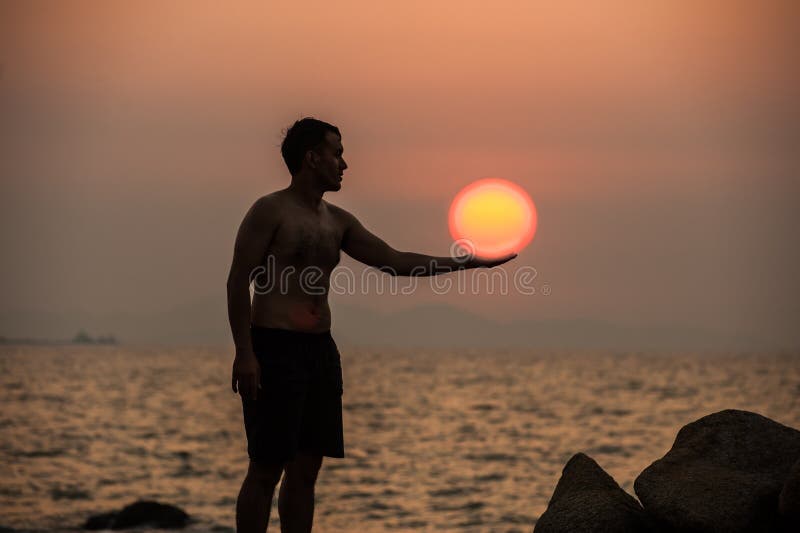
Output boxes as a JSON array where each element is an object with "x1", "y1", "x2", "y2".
[
  {"x1": 236, "y1": 459, "x2": 284, "y2": 533},
  {"x1": 277, "y1": 453, "x2": 323, "y2": 533}
]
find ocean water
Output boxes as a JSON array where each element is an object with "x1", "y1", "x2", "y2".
[{"x1": 1, "y1": 344, "x2": 798, "y2": 532}]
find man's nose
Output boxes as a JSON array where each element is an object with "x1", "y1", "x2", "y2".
[{"x1": 341, "y1": 159, "x2": 348, "y2": 170}]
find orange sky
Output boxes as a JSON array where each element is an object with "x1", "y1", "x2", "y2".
[{"x1": 1, "y1": 1, "x2": 798, "y2": 347}]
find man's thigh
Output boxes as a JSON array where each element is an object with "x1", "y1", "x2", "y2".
[
  {"x1": 241, "y1": 367, "x2": 308, "y2": 463},
  {"x1": 247, "y1": 458, "x2": 284, "y2": 487},
  {"x1": 283, "y1": 453, "x2": 323, "y2": 486}
]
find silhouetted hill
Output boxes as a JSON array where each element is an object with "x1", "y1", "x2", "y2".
[
  {"x1": 330, "y1": 303, "x2": 775, "y2": 352},
  {"x1": 0, "y1": 301, "x2": 782, "y2": 352}
]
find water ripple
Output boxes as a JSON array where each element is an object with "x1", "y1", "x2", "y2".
[{"x1": 0, "y1": 346, "x2": 798, "y2": 531}]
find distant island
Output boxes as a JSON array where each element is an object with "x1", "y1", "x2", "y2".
[
  {"x1": 71, "y1": 330, "x2": 118, "y2": 345},
  {"x1": 0, "y1": 330, "x2": 118, "y2": 345}
]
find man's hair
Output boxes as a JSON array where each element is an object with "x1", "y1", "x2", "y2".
[{"x1": 280, "y1": 117, "x2": 341, "y2": 175}]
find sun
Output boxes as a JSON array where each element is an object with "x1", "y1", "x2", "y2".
[{"x1": 448, "y1": 178, "x2": 537, "y2": 259}]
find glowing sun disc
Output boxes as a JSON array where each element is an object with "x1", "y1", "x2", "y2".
[{"x1": 449, "y1": 178, "x2": 537, "y2": 259}]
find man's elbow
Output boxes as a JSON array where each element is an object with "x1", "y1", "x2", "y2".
[
  {"x1": 378, "y1": 265, "x2": 401, "y2": 277},
  {"x1": 379, "y1": 250, "x2": 406, "y2": 277}
]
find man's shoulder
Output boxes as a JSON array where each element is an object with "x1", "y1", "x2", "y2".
[
  {"x1": 244, "y1": 191, "x2": 286, "y2": 227},
  {"x1": 253, "y1": 189, "x2": 293, "y2": 213},
  {"x1": 323, "y1": 200, "x2": 356, "y2": 226},
  {"x1": 254, "y1": 190, "x2": 285, "y2": 207}
]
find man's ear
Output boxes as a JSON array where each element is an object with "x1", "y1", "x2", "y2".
[{"x1": 305, "y1": 150, "x2": 319, "y2": 170}]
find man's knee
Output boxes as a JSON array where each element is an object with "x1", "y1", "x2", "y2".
[
  {"x1": 247, "y1": 459, "x2": 284, "y2": 488},
  {"x1": 284, "y1": 454, "x2": 323, "y2": 488}
]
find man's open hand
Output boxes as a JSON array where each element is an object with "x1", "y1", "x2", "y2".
[
  {"x1": 466, "y1": 252, "x2": 518, "y2": 269},
  {"x1": 232, "y1": 352, "x2": 262, "y2": 401}
]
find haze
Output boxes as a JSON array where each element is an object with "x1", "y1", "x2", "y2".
[{"x1": 1, "y1": 1, "x2": 798, "y2": 349}]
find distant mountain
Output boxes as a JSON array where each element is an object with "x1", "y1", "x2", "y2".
[
  {"x1": 0, "y1": 298, "x2": 229, "y2": 347},
  {"x1": 330, "y1": 303, "x2": 776, "y2": 352},
  {"x1": 0, "y1": 300, "x2": 783, "y2": 352}
]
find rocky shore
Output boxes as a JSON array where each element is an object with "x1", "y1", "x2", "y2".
[
  {"x1": 1, "y1": 409, "x2": 795, "y2": 532},
  {"x1": 535, "y1": 409, "x2": 800, "y2": 532}
]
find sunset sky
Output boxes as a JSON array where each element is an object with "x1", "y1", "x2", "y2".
[{"x1": 1, "y1": 1, "x2": 798, "y2": 348}]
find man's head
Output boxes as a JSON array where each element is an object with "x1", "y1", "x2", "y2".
[{"x1": 281, "y1": 117, "x2": 347, "y2": 191}]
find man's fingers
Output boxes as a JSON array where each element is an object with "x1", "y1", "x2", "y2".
[
  {"x1": 496, "y1": 253, "x2": 517, "y2": 266},
  {"x1": 239, "y1": 382, "x2": 250, "y2": 400},
  {"x1": 234, "y1": 374, "x2": 259, "y2": 400},
  {"x1": 476, "y1": 253, "x2": 517, "y2": 268}
]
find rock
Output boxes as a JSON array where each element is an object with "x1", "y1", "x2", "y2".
[
  {"x1": 634, "y1": 409, "x2": 800, "y2": 532},
  {"x1": 113, "y1": 501, "x2": 190, "y2": 529},
  {"x1": 83, "y1": 500, "x2": 190, "y2": 530},
  {"x1": 84, "y1": 511, "x2": 118, "y2": 530},
  {"x1": 780, "y1": 458, "x2": 800, "y2": 524},
  {"x1": 534, "y1": 453, "x2": 650, "y2": 533}
]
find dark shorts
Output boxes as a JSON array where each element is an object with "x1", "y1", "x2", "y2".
[{"x1": 241, "y1": 325, "x2": 345, "y2": 463}]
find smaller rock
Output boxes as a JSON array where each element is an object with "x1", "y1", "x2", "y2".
[
  {"x1": 534, "y1": 453, "x2": 650, "y2": 533},
  {"x1": 83, "y1": 500, "x2": 190, "y2": 530},
  {"x1": 83, "y1": 511, "x2": 118, "y2": 530},
  {"x1": 113, "y1": 500, "x2": 190, "y2": 529}
]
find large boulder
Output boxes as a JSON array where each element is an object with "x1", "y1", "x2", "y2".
[
  {"x1": 83, "y1": 500, "x2": 190, "y2": 530},
  {"x1": 634, "y1": 409, "x2": 800, "y2": 532},
  {"x1": 780, "y1": 458, "x2": 800, "y2": 524},
  {"x1": 534, "y1": 453, "x2": 650, "y2": 533}
]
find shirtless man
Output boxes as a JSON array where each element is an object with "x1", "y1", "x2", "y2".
[{"x1": 227, "y1": 117, "x2": 516, "y2": 532}]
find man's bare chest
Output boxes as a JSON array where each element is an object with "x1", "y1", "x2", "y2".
[{"x1": 267, "y1": 217, "x2": 343, "y2": 269}]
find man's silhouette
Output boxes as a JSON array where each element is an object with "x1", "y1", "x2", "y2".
[{"x1": 227, "y1": 117, "x2": 515, "y2": 532}]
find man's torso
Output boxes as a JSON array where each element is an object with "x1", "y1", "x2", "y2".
[{"x1": 251, "y1": 191, "x2": 346, "y2": 333}]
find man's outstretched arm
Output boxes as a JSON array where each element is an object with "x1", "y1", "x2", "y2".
[{"x1": 338, "y1": 209, "x2": 516, "y2": 276}]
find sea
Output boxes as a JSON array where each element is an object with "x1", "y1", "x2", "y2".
[{"x1": 1, "y1": 344, "x2": 798, "y2": 532}]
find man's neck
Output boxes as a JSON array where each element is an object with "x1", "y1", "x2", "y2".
[{"x1": 286, "y1": 179, "x2": 324, "y2": 211}]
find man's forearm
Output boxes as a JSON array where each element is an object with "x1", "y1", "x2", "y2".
[
  {"x1": 226, "y1": 281, "x2": 254, "y2": 355},
  {"x1": 381, "y1": 251, "x2": 473, "y2": 277}
]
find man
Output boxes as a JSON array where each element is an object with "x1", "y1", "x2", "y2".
[{"x1": 227, "y1": 117, "x2": 516, "y2": 532}]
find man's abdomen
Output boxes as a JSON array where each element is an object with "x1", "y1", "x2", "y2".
[{"x1": 251, "y1": 292, "x2": 332, "y2": 333}]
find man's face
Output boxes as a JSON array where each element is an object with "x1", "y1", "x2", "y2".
[{"x1": 312, "y1": 131, "x2": 348, "y2": 192}]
